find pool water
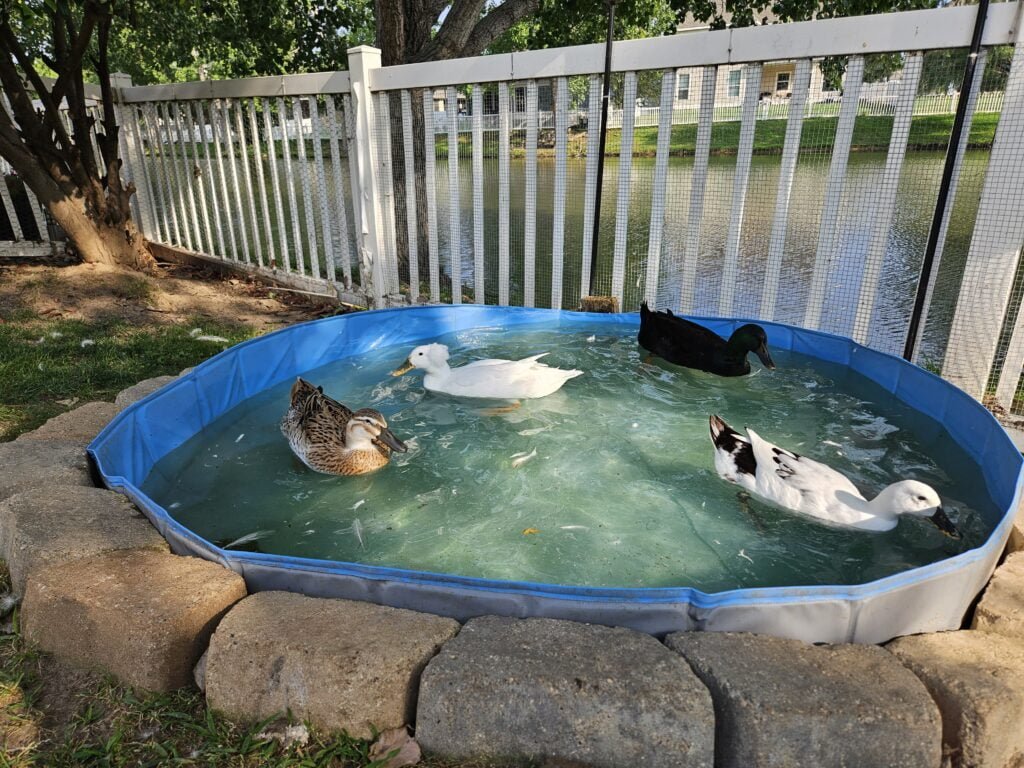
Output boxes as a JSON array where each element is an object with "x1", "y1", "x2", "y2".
[{"x1": 141, "y1": 323, "x2": 997, "y2": 591}]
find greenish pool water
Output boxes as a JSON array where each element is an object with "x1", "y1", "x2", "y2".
[{"x1": 142, "y1": 324, "x2": 996, "y2": 592}]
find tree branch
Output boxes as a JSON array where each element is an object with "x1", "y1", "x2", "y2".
[
  {"x1": 414, "y1": 0, "x2": 487, "y2": 61},
  {"x1": 461, "y1": 0, "x2": 541, "y2": 57},
  {"x1": 0, "y1": 21, "x2": 75, "y2": 153},
  {"x1": 51, "y1": 2, "x2": 98, "y2": 106}
]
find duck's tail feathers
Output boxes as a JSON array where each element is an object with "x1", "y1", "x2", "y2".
[
  {"x1": 523, "y1": 353, "x2": 550, "y2": 363},
  {"x1": 709, "y1": 414, "x2": 740, "y2": 444},
  {"x1": 709, "y1": 415, "x2": 757, "y2": 477}
]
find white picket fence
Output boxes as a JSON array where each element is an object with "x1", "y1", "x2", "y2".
[{"x1": 19, "y1": 2, "x2": 1013, "y2": 417}]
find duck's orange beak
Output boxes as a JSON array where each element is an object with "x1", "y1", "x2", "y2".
[{"x1": 391, "y1": 358, "x2": 414, "y2": 377}]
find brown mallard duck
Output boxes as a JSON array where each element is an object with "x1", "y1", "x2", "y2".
[{"x1": 280, "y1": 378, "x2": 408, "y2": 476}]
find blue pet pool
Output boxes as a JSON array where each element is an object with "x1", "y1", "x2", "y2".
[{"x1": 88, "y1": 306, "x2": 1024, "y2": 643}]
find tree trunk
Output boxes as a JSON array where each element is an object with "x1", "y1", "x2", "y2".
[{"x1": 48, "y1": 193, "x2": 156, "y2": 271}]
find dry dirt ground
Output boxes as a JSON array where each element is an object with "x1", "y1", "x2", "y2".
[{"x1": 0, "y1": 259, "x2": 332, "y2": 330}]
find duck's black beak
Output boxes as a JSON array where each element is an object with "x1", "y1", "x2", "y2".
[
  {"x1": 928, "y1": 507, "x2": 961, "y2": 539},
  {"x1": 377, "y1": 427, "x2": 408, "y2": 453},
  {"x1": 755, "y1": 343, "x2": 775, "y2": 370},
  {"x1": 391, "y1": 358, "x2": 414, "y2": 377}
]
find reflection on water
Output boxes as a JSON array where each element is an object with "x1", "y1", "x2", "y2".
[{"x1": 147, "y1": 148, "x2": 988, "y2": 364}]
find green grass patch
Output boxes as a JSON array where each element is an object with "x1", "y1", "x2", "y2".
[
  {"x1": 0, "y1": 317, "x2": 254, "y2": 441},
  {"x1": 434, "y1": 112, "x2": 1000, "y2": 159}
]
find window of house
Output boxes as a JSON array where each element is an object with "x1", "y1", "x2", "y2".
[
  {"x1": 677, "y1": 73, "x2": 691, "y2": 101},
  {"x1": 728, "y1": 70, "x2": 741, "y2": 98},
  {"x1": 776, "y1": 71, "x2": 791, "y2": 92}
]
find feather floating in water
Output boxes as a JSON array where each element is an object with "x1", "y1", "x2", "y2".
[
  {"x1": 222, "y1": 530, "x2": 273, "y2": 550},
  {"x1": 234, "y1": 433, "x2": 245, "y2": 443},
  {"x1": 352, "y1": 499, "x2": 365, "y2": 510},
  {"x1": 511, "y1": 448, "x2": 538, "y2": 468},
  {"x1": 352, "y1": 518, "x2": 365, "y2": 550},
  {"x1": 559, "y1": 525, "x2": 588, "y2": 531},
  {"x1": 738, "y1": 549, "x2": 754, "y2": 564},
  {"x1": 517, "y1": 426, "x2": 551, "y2": 437}
]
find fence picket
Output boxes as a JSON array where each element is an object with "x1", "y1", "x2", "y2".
[
  {"x1": 719, "y1": 64, "x2": 763, "y2": 316},
  {"x1": 234, "y1": 101, "x2": 263, "y2": 267},
  {"x1": 804, "y1": 55, "x2": 865, "y2": 329},
  {"x1": 422, "y1": 89, "x2": 441, "y2": 303},
  {"x1": 446, "y1": 86, "x2": 462, "y2": 304},
  {"x1": 400, "y1": 91, "x2": 419, "y2": 299},
  {"x1": 580, "y1": 75, "x2": 603, "y2": 304},
  {"x1": 498, "y1": 83, "x2": 511, "y2": 306},
  {"x1": 679, "y1": 66, "x2": 717, "y2": 313},
  {"x1": 471, "y1": 85, "x2": 485, "y2": 303},
  {"x1": 643, "y1": 70, "x2": 677, "y2": 309},
  {"x1": 853, "y1": 53, "x2": 924, "y2": 345},
  {"x1": 551, "y1": 77, "x2": 569, "y2": 310},
  {"x1": 761, "y1": 59, "x2": 812, "y2": 320}
]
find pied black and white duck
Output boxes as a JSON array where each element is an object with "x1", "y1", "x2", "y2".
[
  {"x1": 708, "y1": 414, "x2": 960, "y2": 537},
  {"x1": 281, "y1": 378, "x2": 407, "y2": 476},
  {"x1": 638, "y1": 302, "x2": 774, "y2": 376}
]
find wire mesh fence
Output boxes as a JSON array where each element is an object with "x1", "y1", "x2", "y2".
[{"x1": 111, "y1": 5, "x2": 1024, "y2": 418}]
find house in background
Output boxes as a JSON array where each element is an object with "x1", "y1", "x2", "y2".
[{"x1": 673, "y1": 2, "x2": 834, "y2": 107}]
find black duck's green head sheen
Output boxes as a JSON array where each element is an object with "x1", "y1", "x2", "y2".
[{"x1": 728, "y1": 324, "x2": 775, "y2": 369}]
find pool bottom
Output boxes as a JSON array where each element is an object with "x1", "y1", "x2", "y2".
[{"x1": 89, "y1": 306, "x2": 1024, "y2": 643}]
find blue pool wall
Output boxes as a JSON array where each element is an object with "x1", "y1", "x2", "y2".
[{"x1": 88, "y1": 305, "x2": 1024, "y2": 644}]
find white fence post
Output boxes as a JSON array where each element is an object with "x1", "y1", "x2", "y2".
[{"x1": 347, "y1": 45, "x2": 388, "y2": 306}]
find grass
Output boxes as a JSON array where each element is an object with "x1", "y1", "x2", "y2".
[
  {"x1": 0, "y1": 316, "x2": 253, "y2": 441},
  {"x1": 433, "y1": 112, "x2": 1001, "y2": 158}
]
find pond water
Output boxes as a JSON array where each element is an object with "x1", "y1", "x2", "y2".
[
  {"x1": 141, "y1": 324, "x2": 996, "y2": 592},
  {"x1": 147, "y1": 146, "x2": 989, "y2": 366}
]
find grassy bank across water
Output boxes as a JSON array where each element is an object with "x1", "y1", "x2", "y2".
[{"x1": 433, "y1": 111, "x2": 999, "y2": 158}]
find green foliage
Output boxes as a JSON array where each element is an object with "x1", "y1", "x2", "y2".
[
  {"x1": 489, "y1": 0, "x2": 677, "y2": 54},
  {"x1": 76, "y1": 0, "x2": 375, "y2": 85}
]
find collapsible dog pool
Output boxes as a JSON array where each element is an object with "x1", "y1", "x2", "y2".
[{"x1": 88, "y1": 306, "x2": 1024, "y2": 643}]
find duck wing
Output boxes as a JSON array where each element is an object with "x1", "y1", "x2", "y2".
[
  {"x1": 745, "y1": 428, "x2": 867, "y2": 522},
  {"x1": 639, "y1": 304, "x2": 727, "y2": 369},
  {"x1": 441, "y1": 356, "x2": 579, "y2": 398}
]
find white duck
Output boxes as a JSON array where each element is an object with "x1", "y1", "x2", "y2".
[
  {"x1": 391, "y1": 343, "x2": 583, "y2": 400},
  {"x1": 708, "y1": 414, "x2": 960, "y2": 537}
]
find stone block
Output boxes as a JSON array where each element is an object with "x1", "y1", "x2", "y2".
[
  {"x1": 666, "y1": 631, "x2": 941, "y2": 768},
  {"x1": 114, "y1": 375, "x2": 178, "y2": 411},
  {"x1": 417, "y1": 616, "x2": 714, "y2": 768},
  {"x1": 205, "y1": 592, "x2": 459, "y2": 739},
  {"x1": 14, "y1": 401, "x2": 117, "y2": 447},
  {"x1": 889, "y1": 630, "x2": 1024, "y2": 768},
  {"x1": 1009, "y1": 501, "x2": 1024, "y2": 554},
  {"x1": 972, "y1": 551, "x2": 1024, "y2": 639},
  {"x1": 0, "y1": 441, "x2": 91, "y2": 503},
  {"x1": 23, "y1": 549, "x2": 246, "y2": 692},
  {"x1": 0, "y1": 486, "x2": 167, "y2": 595}
]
